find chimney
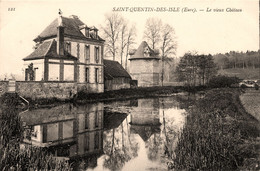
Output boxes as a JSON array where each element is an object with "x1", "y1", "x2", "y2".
[{"x1": 57, "y1": 12, "x2": 64, "y2": 56}]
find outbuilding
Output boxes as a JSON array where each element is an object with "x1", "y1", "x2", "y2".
[{"x1": 103, "y1": 59, "x2": 132, "y2": 91}]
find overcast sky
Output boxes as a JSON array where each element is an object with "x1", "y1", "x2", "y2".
[{"x1": 0, "y1": 0, "x2": 259, "y2": 76}]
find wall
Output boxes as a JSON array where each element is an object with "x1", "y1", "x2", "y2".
[
  {"x1": 0, "y1": 81, "x2": 8, "y2": 97},
  {"x1": 104, "y1": 78, "x2": 131, "y2": 91},
  {"x1": 129, "y1": 59, "x2": 160, "y2": 87},
  {"x1": 63, "y1": 37, "x2": 104, "y2": 86},
  {"x1": 16, "y1": 81, "x2": 77, "y2": 100},
  {"x1": 24, "y1": 59, "x2": 44, "y2": 81},
  {"x1": 0, "y1": 80, "x2": 105, "y2": 100},
  {"x1": 77, "y1": 83, "x2": 104, "y2": 93}
]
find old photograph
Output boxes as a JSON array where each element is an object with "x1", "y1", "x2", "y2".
[{"x1": 0, "y1": 0, "x2": 259, "y2": 170}]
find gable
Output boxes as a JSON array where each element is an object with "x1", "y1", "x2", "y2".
[{"x1": 104, "y1": 60, "x2": 131, "y2": 80}]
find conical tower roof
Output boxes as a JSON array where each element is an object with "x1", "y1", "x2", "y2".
[{"x1": 129, "y1": 41, "x2": 160, "y2": 60}]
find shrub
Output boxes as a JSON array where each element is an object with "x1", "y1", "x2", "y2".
[
  {"x1": 171, "y1": 89, "x2": 259, "y2": 170},
  {"x1": 208, "y1": 75, "x2": 240, "y2": 88}
]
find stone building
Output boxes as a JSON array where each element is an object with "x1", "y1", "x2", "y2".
[
  {"x1": 23, "y1": 14, "x2": 105, "y2": 93},
  {"x1": 129, "y1": 41, "x2": 160, "y2": 87}
]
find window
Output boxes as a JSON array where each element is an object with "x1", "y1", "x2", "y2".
[
  {"x1": 85, "y1": 67, "x2": 89, "y2": 83},
  {"x1": 95, "y1": 68, "x2": 99, "y2": 83},
  {"x1": 65, "y1": 42, "x2": 71, "y2": 54},
  {"x1": 84, "y1": 45, "x2": 90, "y2": 61},
  {"x1": 95, "y1": 46, "x2": 99, "y2": 63},
  {"x1": 94, "y1": 132, "x2": 99, "y2": 149},
  {"x1": 77, "y1": 43, "x2": 80, "y2": 58},
  {"x1": 85, "y1": 28, "x2": 90, "y2": 38},
  {"x1": 95, "y1": 110, "x2": 99, "y2": 128},
  {"x1": 84, "y1": 133, "x2": 89, "y2": 152},
  {"x1": 85, "y1": 113, "x2": 89, "y2": 129}
]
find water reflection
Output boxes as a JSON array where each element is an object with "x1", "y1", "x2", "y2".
[{"x1": 19, "y1": 95, "x2": 191, "y2": 170}]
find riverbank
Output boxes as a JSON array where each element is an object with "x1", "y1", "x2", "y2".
[
  {"x1": 172, "y1": 88, "x2": 260, "y2": 170},
  {"x1": 75, "y1": 86, "x2": 207, "y2": 103},
  {"x1": 0, "y1": 86, "x2": 208, "y2": 108}
]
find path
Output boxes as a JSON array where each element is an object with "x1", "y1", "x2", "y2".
[{"x1": 240, "y1": 89, "x2": 260, "y2": 122}]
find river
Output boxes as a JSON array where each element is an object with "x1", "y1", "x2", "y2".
[{"x1": 12, "y1": 95, "x2": 195, "y2": 170}]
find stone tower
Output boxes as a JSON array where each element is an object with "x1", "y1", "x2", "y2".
[{"x1": 129, "y1": 41, "x2": 160, "y2": 87}]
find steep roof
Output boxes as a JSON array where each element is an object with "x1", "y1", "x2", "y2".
[
  {"x1": 33, "y1": 16, "x2": 104, "y2": 42},
  {"x1": 23, "y1": 39, "x2": 77, "y2": 61},
  {"x1": 104, "y1": 111, "x2": 128, "y2": 130},
  {"x1": 129, "y1": 41, "x2": 160, "y2": 60},
  {"x1": 130, "y1": 125, "x2": 161, "y2": 141},
  {"x1": 103, "y1": 60, "x2": 131, "y2": 80}
]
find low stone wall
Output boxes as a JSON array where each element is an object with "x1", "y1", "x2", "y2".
[
  {"x1": 0, "y1": 81, "x2": 8, "y2": 97},
  {"x1": 16, "y1": 81, "x2": 77, "y2": 100},
  {"x1": 77, "y1": 83, "x2": 104, "y2": 93},
  {"x1": 105, "y1": 80, "x2": 130, "y2": 91}
]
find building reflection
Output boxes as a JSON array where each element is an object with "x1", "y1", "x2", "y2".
[
  {"x1": 129, "y1": 99, "x2": 161, "y2": 141},
  {"x1": 21, "y1": 103, "x2": 104, "y2": 169},
  {"x1": 19, "y1": 97, "x2": 185, "y2": 170}
]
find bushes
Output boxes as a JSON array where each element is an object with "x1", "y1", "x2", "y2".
[
  {"x1": 0, "y1": 101, "x2": 72, "y2": 170},
  {"x1": 171, "y1": 89, "x2": 259, "y2": 170},
  {"x1": 208, "y1": 75, "x2": 240, "y2": 88}
]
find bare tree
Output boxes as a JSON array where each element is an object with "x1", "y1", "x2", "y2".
[
  {"x1": 125, "y1": 25, "x2": 136, "y2": 70},
  {"x1": 143, "y1": 18, "x2": 162, "y2": 49},
  {"x1": 160, "y1": 24, "x2": 177, "y2": 86},
  {"x1": 118, "y1": 21, "x2": 136, "y2": 68},
  {"x1": 119, "y1": 21, "x2": 128, "y2": 65},
  {"x1": 101, "y1": 13, "x2": 124, "y2": 61}
]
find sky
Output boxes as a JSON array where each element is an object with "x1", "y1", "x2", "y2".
[{"x1": 0, "y1": 0, "x2": 259, "y2": 77}]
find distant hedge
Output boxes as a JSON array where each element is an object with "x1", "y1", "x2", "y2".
[{"x1": 208, "y1": 75, "x2": 240, "y2": 88}]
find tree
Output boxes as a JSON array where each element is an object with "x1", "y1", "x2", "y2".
[
  {"x1": 197, "y1": 54, "x2": 217, "y2": 85},
  {"x1": 143, "y1": 18, "x2": 177, "y2": 86},
  {"x1": 124, "y1": 25, "x2": 136, "y2": 70},
  {"x1": 101, "y1": 13, "x2": 136, "y2": 69},
  {"x1": 101, "y1": 13, "x2": 124, "y2": 61},
  {"x1": 160, "y1": 24, "x2": 177, "y2": 86},
  {"x1": 176, "y1": 52, "x2": 217, "y2": 87},
  {"x1": 119, "y1": 21, "x2": 136, "y2": 69},
  {"x1": 119, "y1": 21, "x2": 128, "y2": 65},
  {"x1": 143, "y1": 18, "x2": 162, "y2": 49}
]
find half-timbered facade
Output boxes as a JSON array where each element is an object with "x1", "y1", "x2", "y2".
[{"x1": 23, "y1": 14, "x2": 105, "y2": 93}]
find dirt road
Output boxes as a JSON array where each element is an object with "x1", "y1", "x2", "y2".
[{"x1": 240, "y1": 89, "x2": 260, "y2": 122}]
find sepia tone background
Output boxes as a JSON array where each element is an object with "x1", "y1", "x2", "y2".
[{"x1": 0, "y1": 0, "x2": 259, "y2": 79}]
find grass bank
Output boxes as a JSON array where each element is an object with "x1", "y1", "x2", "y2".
[
  {"x1": 171, "y1": 88, "x2": 260, "y2": 170},
  {"x1": 0, "y1": 98, "x2": 72, "y2": 170},
  {"x1": 0, "y1": 86, "x2": 208, "y2": 108},
  {"x1": 75, "y1": 86, "x2": 207, "y2": 103}
]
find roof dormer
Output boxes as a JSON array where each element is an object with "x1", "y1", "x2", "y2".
[
  {"x1": 79, "y1": 25, "x2": 90, "y2": 38},
  {"x1": 90, "y1": 26, "x2": 98, "y2": 39}
]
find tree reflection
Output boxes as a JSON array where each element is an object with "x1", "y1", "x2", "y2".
[{"x1": 103, "y1": 111, "x2": 139, "y2": 170}]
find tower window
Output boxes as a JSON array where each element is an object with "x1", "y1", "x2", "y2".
[
  {"x1": 85, "y1": 67, "x2": 89, "y2": 83},
  {"x1": 85, "y1": 45, "x2": 90, "y2": 61},
  {"x1": 95, "y1": 68, "x2": 99, "y2": 83},
  {"x1": 95, "y1": 47, "x2": 99, "y2": 63}
]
